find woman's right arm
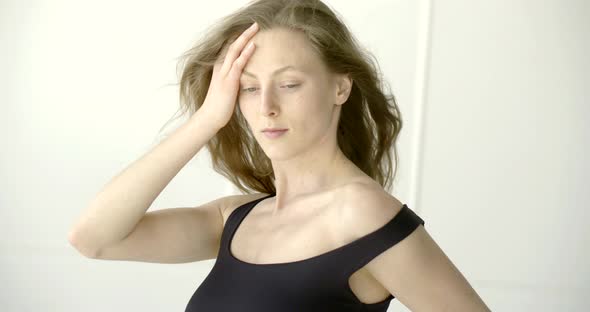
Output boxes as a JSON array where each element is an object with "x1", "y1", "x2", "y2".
[
  {"x1": 68, "y1": 21, "x2": 259, "y2": 260},
  {"x1": 67, "y1": 112, "x2": 222, "y2": 258}
]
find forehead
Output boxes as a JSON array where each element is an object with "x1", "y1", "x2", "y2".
[{"x1": 244, "y1": 28, "x2": 325, "y2": 75}]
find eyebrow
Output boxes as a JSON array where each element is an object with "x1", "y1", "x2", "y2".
[{"x1": 242, "y1": 65, "x2": 300, "y2": 78}]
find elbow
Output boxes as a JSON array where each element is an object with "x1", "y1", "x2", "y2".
[{"x1": 68, "y1": 229, "x2": 100, "y2": 259}]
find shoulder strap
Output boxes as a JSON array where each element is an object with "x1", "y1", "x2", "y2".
[
  {"x1": 335, "y1": 205, "x2": 425, "y2": 278},
  {"x1": 219, "y1": 194, "x2": 274, "y2": 260}
]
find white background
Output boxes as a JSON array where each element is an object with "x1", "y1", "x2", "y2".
[{"x1": 1, "y1": 0, "x2": 588, "y2": 310}]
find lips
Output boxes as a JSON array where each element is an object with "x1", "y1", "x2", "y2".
[{"x1": 262, "y1": 129, "x2": 288, "y2": 138}]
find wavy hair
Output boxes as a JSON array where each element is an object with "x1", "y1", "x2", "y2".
[{"x1": 159, "y1": 0, "x2": 403, "y2": 194}]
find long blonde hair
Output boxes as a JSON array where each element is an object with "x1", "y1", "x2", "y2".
[{"x1": 161, "y1": 0, "x2": 403, "y2": 194}]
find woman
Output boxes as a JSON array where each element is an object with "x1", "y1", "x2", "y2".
[{"x1": 68, "y1": 0, "x2": 490, "y2": 311}]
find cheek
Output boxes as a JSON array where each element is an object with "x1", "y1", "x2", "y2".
[
  {"x1": 304, "y1": 88, "x2": 333, "y2": 116},
  {"x1": 237, "y1": 99, "x2": 256, "y2": 125},
  {"x1": 237, "y1": 101, "x2": 254, "y2": 130}
]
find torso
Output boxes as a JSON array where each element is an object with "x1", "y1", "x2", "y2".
[{"x1": 220, "y1": 178, "x2": 394, "y2": 305}]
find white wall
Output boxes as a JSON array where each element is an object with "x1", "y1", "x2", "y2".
[
  {"x1": 420, "y1": 1, "x2": 589, "y2": 310},
  {"x1": 1, "y1": 0, "x2": 587, "y2": 311}
]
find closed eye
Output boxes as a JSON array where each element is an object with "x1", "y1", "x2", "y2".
[
  {"x1": 242, "y1": 87, "x2": 258, "y2": 93},
  {"x1": 241, "y1": 84, "x2": 300, "y2": 93}
]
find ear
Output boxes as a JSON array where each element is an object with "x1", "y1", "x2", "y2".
[{"x1": 334, "y1": 73, "x2": 353, "y2": 106}]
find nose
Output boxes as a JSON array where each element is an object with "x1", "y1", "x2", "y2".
[{"x1": 259, "y1": 87, "x2": 278, "y2": 117}]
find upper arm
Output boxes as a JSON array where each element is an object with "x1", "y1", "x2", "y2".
[
  {"x1": 345, "y1": 186, "x2": 490, "y2": 311},
  {"x1": 92, "y1": 196, "x2": 230, "y2": 264}
]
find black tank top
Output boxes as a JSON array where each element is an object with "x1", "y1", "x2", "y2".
[{"x1": 185, "y1": 193, "x2": 425, "y2": 312}]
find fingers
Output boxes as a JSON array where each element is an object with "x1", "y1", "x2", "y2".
[
  {"x1": 229, "y1": 41, "x2": 256, "y2": 80},
  {"x1": 220, "y1": 22, "x2": 259, "y2": 76}
]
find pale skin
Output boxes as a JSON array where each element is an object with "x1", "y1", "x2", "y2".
[
  {"x1": 70, "y1": 20, "x2": 490, "y2": 311},
  {"x1": 223, "y1": 23, "x2": 491, "y2": 311},
  {"x1": 236, "y1": 25, "x2": 359, "y2": 216}
]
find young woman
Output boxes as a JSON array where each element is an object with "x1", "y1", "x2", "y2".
[{"x1": 69, "y1": 0, "x2": 490, "y2": 311}]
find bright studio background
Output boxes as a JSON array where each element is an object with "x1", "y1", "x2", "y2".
[{"x1": 1, "y1": 0, "x2": 588, "y2": 311}]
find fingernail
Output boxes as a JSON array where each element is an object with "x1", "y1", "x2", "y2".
[{"x1": 250, "y1": 22, "x2": 258, "y2": 29}]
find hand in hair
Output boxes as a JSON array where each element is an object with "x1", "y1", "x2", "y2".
[{"x1": 199, "y1": 22, "x2": 259, "y2": 128}]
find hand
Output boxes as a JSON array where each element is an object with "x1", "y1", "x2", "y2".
[{"x1": 199, "y1": 22, "x2": 259, "y2": 129}]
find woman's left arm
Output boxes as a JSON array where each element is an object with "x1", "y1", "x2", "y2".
[
  {"x1": 346, "y1": 187, "x2": 491, "y2": 312},
  {"x1": 366, "y1": 224, "x2": 491, "y2": 311}
]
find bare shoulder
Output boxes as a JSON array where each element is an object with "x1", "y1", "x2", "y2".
[
  {"x1": 337, "y1": 181, "x2": 406, "y2": 238},
  {"x1": 220, "y1": 192, "x2": 272, "y2": 226}
]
